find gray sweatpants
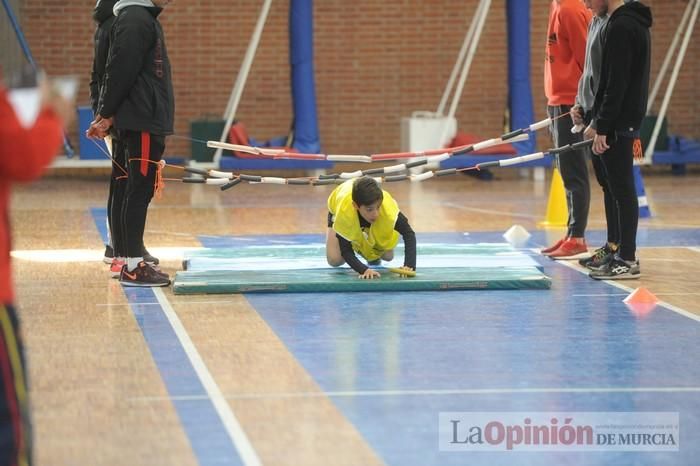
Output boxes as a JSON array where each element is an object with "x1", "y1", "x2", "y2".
[{"x1": 547, "y1": 105, "x2": 590, "y2": 238}]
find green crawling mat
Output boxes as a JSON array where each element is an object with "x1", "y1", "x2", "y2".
[{"x1": 173, "y1": 244, "x2": 551, "y2": 294}]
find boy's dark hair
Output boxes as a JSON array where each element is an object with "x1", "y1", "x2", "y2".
[{"x1": 352, "y1": 176, "x2": 383, "y2": 206}]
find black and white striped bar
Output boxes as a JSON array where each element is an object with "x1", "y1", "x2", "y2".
[{"x1": 475, "y1": 139, "x2": 593, "y2": 170}]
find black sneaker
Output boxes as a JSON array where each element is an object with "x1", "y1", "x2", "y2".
[
  {"x1": 579, "y1": 244, "x2": 614, "y2": 270},
  {"x1": 589, "y1": 256, "x2": 641, "y2": 280},
  {"x1": 119, "y1": 262, "x2": 170, "y2": 287},
  {"x1": 142, "y1": 247, "x2": 159, "y2": 266},
  {"x1": 103, "y1": 244, "x2": 114, "y2": 264}
]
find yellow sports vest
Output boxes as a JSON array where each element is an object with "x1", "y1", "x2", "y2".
[{"x1": 327, "y1": 179, "x2": 400, "y2": 261}]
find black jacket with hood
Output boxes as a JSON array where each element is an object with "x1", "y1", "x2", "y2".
[
  {"x1": 97, "y1": 0, "x2": 174, "y2": 136},
  {"x1": 593, "y1": 1, "x2": 652, "y2": 136},
  {"x1": 89, "y1": 0, "x2": 118, "y2": 114}
]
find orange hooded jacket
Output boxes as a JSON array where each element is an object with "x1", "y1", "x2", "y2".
[{"x1": 545, "y1": 0, "x2": 592, "y2": 106}]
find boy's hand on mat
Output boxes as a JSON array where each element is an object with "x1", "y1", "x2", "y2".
[{"x1": 359, "y1": 269, "x2": 381, "y2": 280}]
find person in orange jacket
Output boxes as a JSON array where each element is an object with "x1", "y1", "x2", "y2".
[
  {"x1": 542, "y1": 0, "x2": 593, "y2": 260},
  {"x1": 0, "y1": 70, "x2": 72, "y2": 465}
]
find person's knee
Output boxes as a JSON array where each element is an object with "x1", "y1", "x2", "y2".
[{"x1": 381, "y1": 250, "x2": 394, "y2": 261}]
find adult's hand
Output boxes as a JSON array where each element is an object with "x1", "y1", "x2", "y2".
[
  {"x1": 86, "y1": 115, "x2": 113, "y2": 139},
  {"x1": 570, "y1": 105, "x2": 584, "y2": 126},
  {"x1": 592, "y1": 133, "x2": 609, "y2": 155}
]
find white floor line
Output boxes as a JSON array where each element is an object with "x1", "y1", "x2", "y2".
[
  {"x1": 153, "y1": 288, "x2": 261, "y2": 466},
  {"x1": 132, "y1": 386, "x2": 700, "y2": 402},
  {"x1": 555, "y1": 260, "x2": 700, "y2": 323},
  {"x1": 443, "y1": 202, "x2": 539, "y2": 220}
]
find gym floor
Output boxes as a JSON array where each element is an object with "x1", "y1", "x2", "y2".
[{"x1": 12, "y1": 168, "x2": 700, "y2": 465}]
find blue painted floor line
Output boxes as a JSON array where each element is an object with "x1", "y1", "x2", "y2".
[
  {"x1": 89, "y1": 206, "x2": 699, "y2": 250},
  {"x1": 123, "y1": 287, "x2": 245, "y2": 466},
  {"x1": 91, "y1": 207, "x2": 109, "y2": 245},
  {"x1": 198, "y1": 228, "x2": 700, "y2": 249}
]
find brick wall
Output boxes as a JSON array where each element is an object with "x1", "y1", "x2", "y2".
[{"x1": 18, "y1": 0, "x2": 698, "y2": 157}]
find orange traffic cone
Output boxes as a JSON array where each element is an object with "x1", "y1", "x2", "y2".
[{"x1": 623, "y1": 287, "x2": 659, "y2": 318}]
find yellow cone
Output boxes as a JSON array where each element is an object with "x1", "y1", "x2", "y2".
[{"x1": 538, "y1": 167, "x2": 568, "y2": 228}]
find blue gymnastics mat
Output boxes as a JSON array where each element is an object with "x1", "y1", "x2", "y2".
[{"x1": 173, "y1": 243, "x2": 551, "y2": 294}]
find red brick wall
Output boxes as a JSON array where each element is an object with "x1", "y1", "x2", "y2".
[{"x1": 20, "y1": 0, "x2": 698, "y2": 157}]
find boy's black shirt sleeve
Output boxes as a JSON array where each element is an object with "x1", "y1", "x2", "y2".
[
  {"x1": 337, "y1": 236, "x2": 369, "y2": 274},
  {"x1": 334, "y1": 211, "x2": 416, "y2": 274},
  {"x1": 395, "y1": 212, "x2": 416, "y2": 269}
]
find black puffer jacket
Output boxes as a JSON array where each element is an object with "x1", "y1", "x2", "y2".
[
  {"x1": 97, "y1": 4, "x2": 174, "y2": 135},
  {"x1": 593, "y1": 1, "x2": 652, "y2": 135},
  {"x1": 89, "y1": 0, "x2": 118, "y2": 114}
]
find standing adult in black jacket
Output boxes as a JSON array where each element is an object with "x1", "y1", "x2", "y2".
[
  {"x1": 589, "y1": 0, "x2": 651, "y2": 280},
  {"x1": 88, "y1": 0, "x2": 173, "y2": 287},
  {"x1": 89, "y1": 0, "x2": 117, "y2": 120},
  {"x1": 90, "y1": 0, "x2": 123, "y2": 274},
  {"x1": 90, "y1": 0, "x2": 159, "y2": 274}
]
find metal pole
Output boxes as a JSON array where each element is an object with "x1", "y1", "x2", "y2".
[
  {"x1": 440, "y1": 0, "x2": 491, "y2": 144},
  {"x1": 2, "y1": 0, "x2": 75, "y2": 156},
  {"x1": 1, "y1": 0, "x2": 36, "y2": 69},
  {"x1": 436, "y1": 0, "x2": 487, "y2": 116},
  {"x1": 209, "y1": 0, "x2": 274, "y2": 167},
  {"x1": 644, "y1": 0, "x2": 698, "y2": 162},
  {"x1": 647, "y1": 0, "x2": 693, "y2": 113}
]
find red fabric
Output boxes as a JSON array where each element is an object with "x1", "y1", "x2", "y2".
[
  {"x1": 0, "y1": 87, "x2": 63, "y2": 303},
  {"x1": 228, "y1": 121, "x2": 293, "y2": 158},
  {"x1": 140, "y1": 132, "x2": 150, "y2": 175},
  {"x1": 448, "y1": 132, "x2": 517, "y2": 155},
  {"x1": 544, "y1": 0, "x2": 591, "y2": 106},
  {"x1": 228, "y1": 122, "x2": 257, "y2": 158}
]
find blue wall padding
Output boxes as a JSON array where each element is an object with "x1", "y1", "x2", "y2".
[
  {"x1": 507, "y1": 0, "x2": 536, "y2": 154},
  {"x1": 289, "y1": 0, "x2": 321, "y2": 153}
]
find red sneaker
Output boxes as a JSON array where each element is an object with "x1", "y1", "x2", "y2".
[
  {"x1": 541, "y1": 237, "x2": 566, "y2": 255},
  {"x1": 110, "y1": 258, "x2": 125, "y2": 279},
  {"x1": 548, "y1": 238, "x2": 589, "y2": 260}
]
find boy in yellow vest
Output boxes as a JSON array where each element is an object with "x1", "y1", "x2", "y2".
[{"x1": 326, "y1": 176, "x2": 416, "y2": 279}]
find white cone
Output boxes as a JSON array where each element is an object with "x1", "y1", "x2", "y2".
[{"x1": 503, "y1": 224, "x2": 531, "y2": 245}]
